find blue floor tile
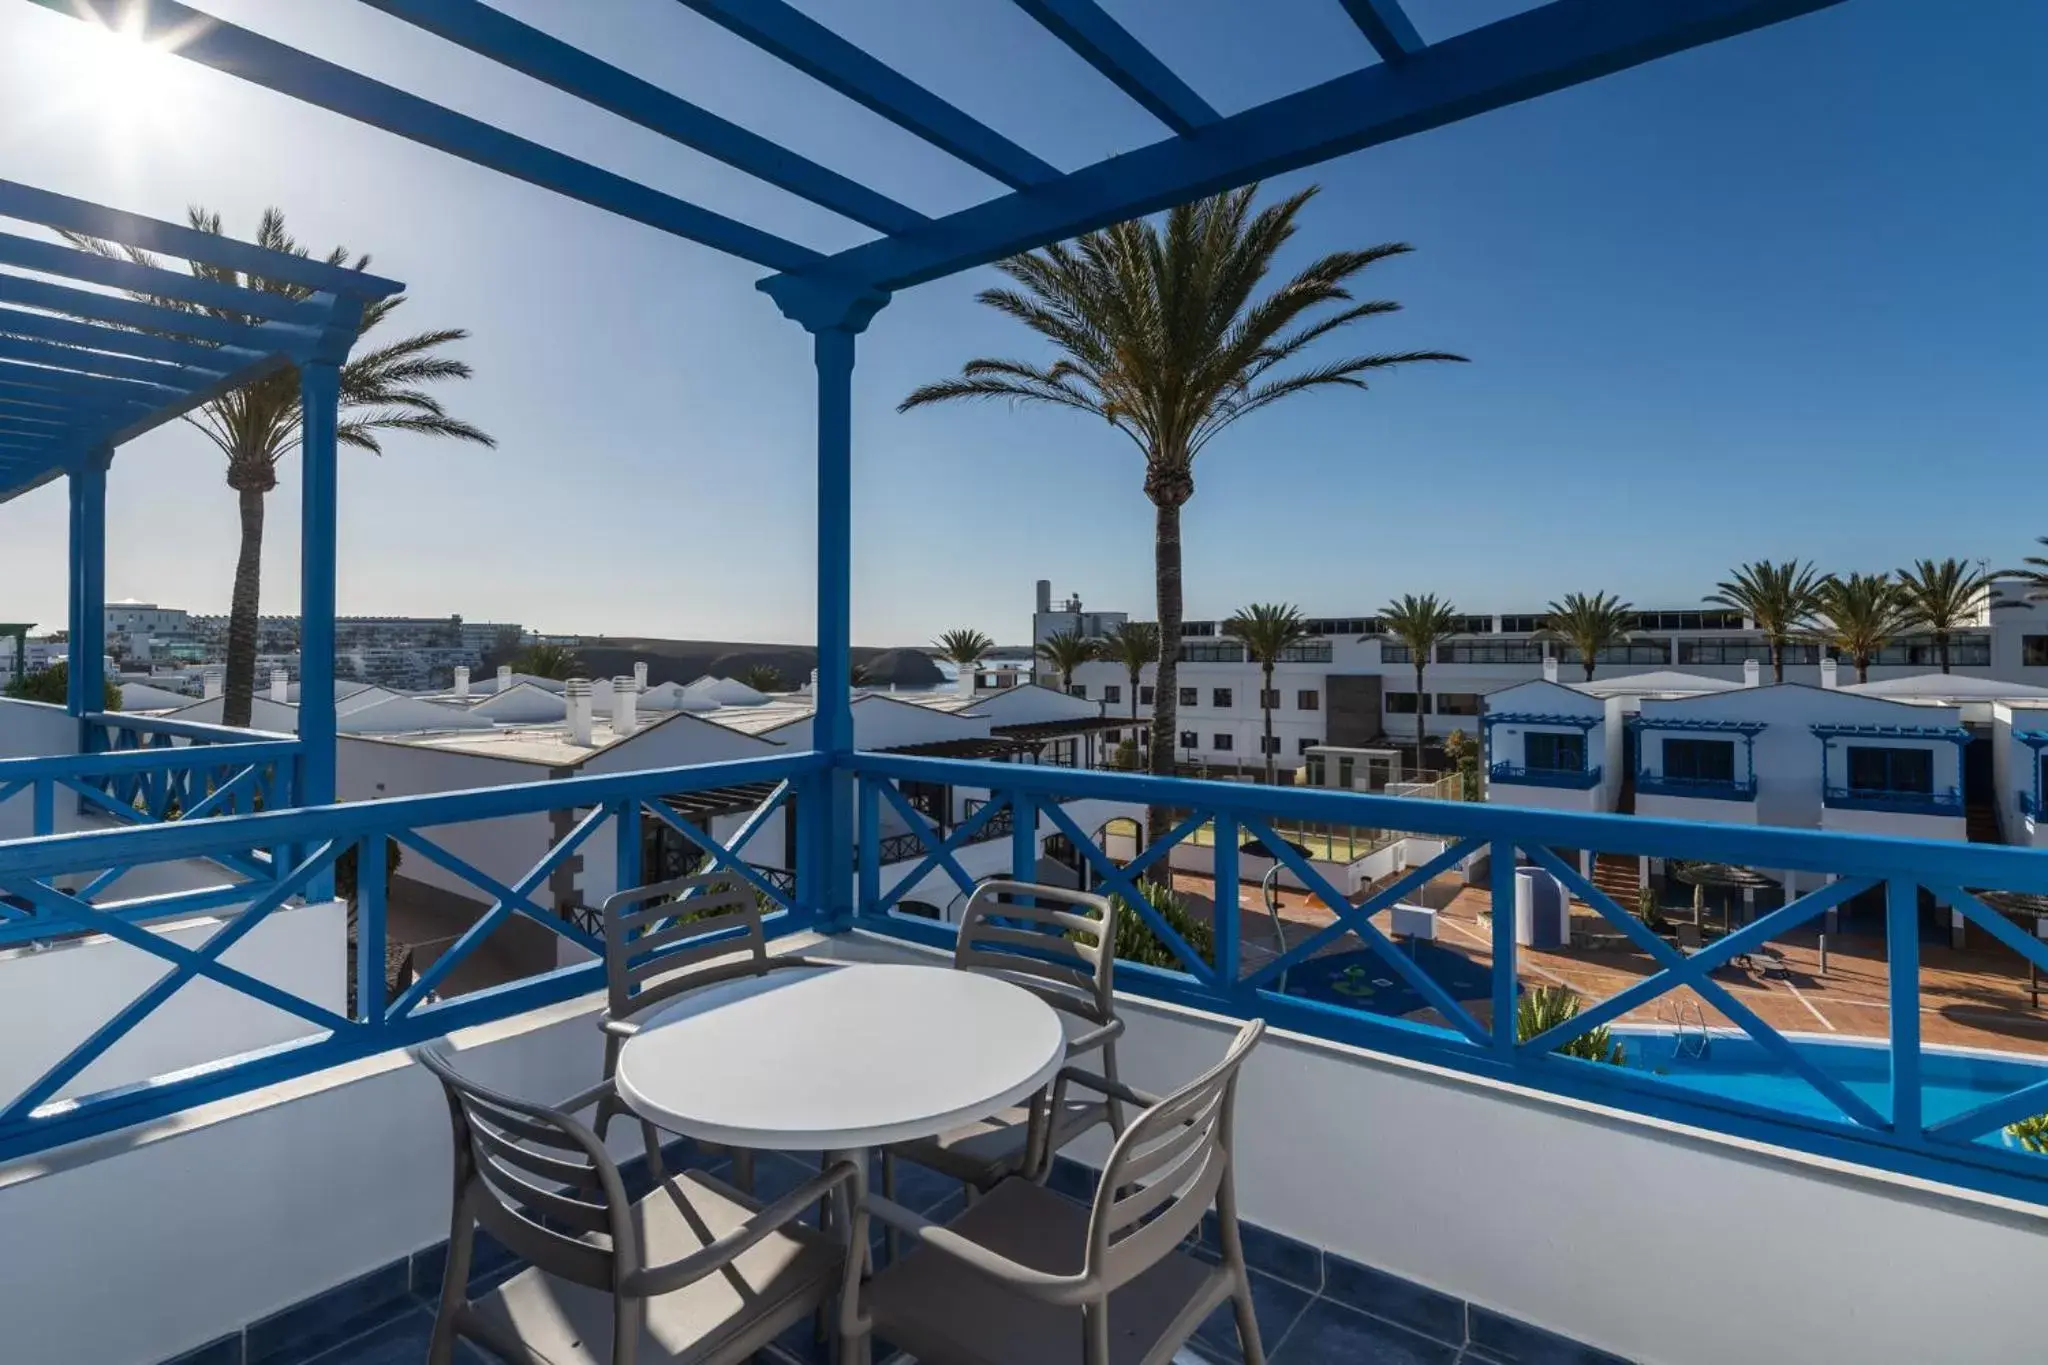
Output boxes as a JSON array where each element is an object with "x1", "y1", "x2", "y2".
[
  {"x1": 1465, "y1": 1308, "x2": 1634, "y2": 1365},
  {"x1": 161, "y1": 1335, "x2": 242, "y2": 1365},
  {"x1": 1045, "y1": 1155, "x2": 1097, "y2": 1204},
  {"x1": 1271, "y1": 1300, "x2": 1460, "y2": 1365},
  {"x1": 873, "y1": 1149, "x2": 969, "y2": 1215},
  {"x1": 301, "y1": 1305, "x2": 489, "y2": 1365},
  {"x1": 245, "y1": 1260, "x2": 413, "y2": 1365},
  {"x1": 1322, "y1": 1254, "x2": 1464, "y2": 1345},
  {"x1": 410, "y1": 1229, "x2": 521, "y2": 1301},
  {"x1": 1192, "y1": 1268, "x2": 1312, "y2": 1363}
]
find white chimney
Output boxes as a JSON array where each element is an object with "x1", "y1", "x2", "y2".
[
  {"x1": 565, "y1": 677, "x2": 593, "y2": 746},
  {"x1": 807, "y1": 668, "x2": 819, "y2": 696},
  {"x1": 633, "y1": 660, "x2": 648, "y2": 691},
  {"x1": 611, "y1": 675, "x2": 639, "y2": 738},
  {"x1": 1744, "y1": 659, "x2": 1762, "y2": 688},
  {"x1": 1819, "y1": 658, "x2": 1839, "y2": 690},
  {"x1": 496, "y1": 664, "x2": 512, "y2": 693},
  {"x1": 269, "y1": 668, "x2": 288, "y2": 704},
  {"x1": 453, "y1": 665, "x2": 470, "y2": 700},
  {"x1": 202, "y1": 667, "x2": 223, "y2": 700},
  {"x1": 1542, "y1": 656, "x2": 1559, "y2": 684},
  {"x1": 956, "y1": 663, "x2": 978, "y2": 699}
]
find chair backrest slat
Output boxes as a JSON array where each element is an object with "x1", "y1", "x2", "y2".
[
  {"x1": 1087, "y1": 1019, "x2": 1264, "y2": 1293},
  {"x1": 602, "y1": 874, "x2": 767, "y2": 1022},
  {"x1": 418, "y1": 1047, "x2": 631, "y2": 1295},
  {"x1": 956, "y1": 881, "x2": 1115, "y2": 1025}
]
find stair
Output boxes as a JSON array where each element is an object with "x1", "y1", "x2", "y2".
[
  {"x1": 1966, "y1": 802, "x2": 2002, "y2": 845},
  {"x1": 1589, "y1": 852, "x2": 1642, "y2": 904}
]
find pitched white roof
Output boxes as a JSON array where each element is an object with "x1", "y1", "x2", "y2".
[
  {"x1": 117, "y1": 681, "x2": 193, "y2": 712},
  {"x1": 683, "y1": 676, "x2": 771, "y2": 706},
  {"x1": 468, "y1": 682, "x2": 569, "y2": 724},
  {"x1": 338, "y1": 694, "x2": 494, "y2": 734},
  {"x1": 1841, "y1": 673, "x2": 2048, "y2": 703},
  {"x1": 640, "y1": 681, "x2": 720, "y2": 713},
  {"x1": 1571, "y1": 671, "x2": 1744, "y2": 699}
]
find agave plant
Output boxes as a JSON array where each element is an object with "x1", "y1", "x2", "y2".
[{"x1": 1515, "y1": 985, "x2": 1626, "y2": 1066}]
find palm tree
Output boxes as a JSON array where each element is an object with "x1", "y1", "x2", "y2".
[
  {"x1": 1101, "y1": 621, "x2": 1161, "y2": 731},
  {"x1": 1704, "y1": 560, "x2": 1825, "y2": 684},
  {"x1": 1379, "y1": 594, "x2": 1462, "y2": 772},
  {"x1": 1812, "y1": 572, "x2": 1911, "y2": 684},
  {"x1": 1035, "y1": 630, "x2": 1097, "y2": 695},
  {"x1": 63, "y1": 209, "x2": 492, "y2": 728},
  {"x1": 1896, "y1": 557, "x2": 1994, "y2": 674},
  {"x1": 930, "y1": 628, "x2": 995, "y2": 689},
  {"x1": 737, "y1": 664, "x2": 784, "y2": 693},
  {"x1": 2002, "y1": 538, "x2": 2048, "y2": 601},
  {"x1": 1222, "y1": 604, "x2": 1307, "y2": 783},
  {"x1": 900, "y1": 185, "x2": 1464, "y2": 838},
  {"x1": 513, "y1": 644, "x2": 580, "y2": 680},
  {"x1": 1545, "y1": 592, "x2": 1636, "y2": 682}
]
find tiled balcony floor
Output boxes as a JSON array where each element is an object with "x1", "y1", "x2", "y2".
[{"x1": 190, "y1": 1145, "x2": 1626, "y2": 1365}]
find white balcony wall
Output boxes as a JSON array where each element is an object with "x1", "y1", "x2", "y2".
[
  {"x1": 3, "y1": 931, "x2": 2045, "y2": 1365},
  {"x1": 1634, "y1": 792, "x2": 1760, "y2": 826},
  {"x1": 0, "y1": 899, "x2": 342, "y2": 1108},
  {"x1": 1818, "y1": 804, "x2": 1968, "y2": 842},
  {"x1": 0, "y1": 697, "x2": 74, "y2": 760}
]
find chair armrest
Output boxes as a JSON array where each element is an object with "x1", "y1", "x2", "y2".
[
  {"x1": 600, "y1": 1017, "x2": 641, "y2": 1040},
  {"x1": 555, "y1": 1076, "x2": 618, "y2": 1116},
  {"x1": 860, "y1": 1194, "x2": 1092, "y2": 1306},
  {"x1": 624, "y1": 1159, "x2": 861, "y2": 1298},
  {"x1": 1065, "y1": 1017, "x2": 1125, "y2": 1056},
  {"x1": 1049, "y1": 1065, "x2": 1159, "y2": 1114}
]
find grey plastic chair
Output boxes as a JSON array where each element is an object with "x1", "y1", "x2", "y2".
[
  {"x1": 860, "y1": 1018, "x2": 1269, "y2": 1365},
  {"x1": 882, "y1": 880, "x2": 1127, "y2": 1202},
  {"x1": 417, "y1": 1046, "x2": 867, "y2": 1365},
  {"x1": 594, "y1": 872, "x2": 818, "y2": 1188}
]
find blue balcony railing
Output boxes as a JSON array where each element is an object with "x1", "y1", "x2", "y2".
[
  {"x1": 6, "y1": 747, "x2": 2048, "y2": 1210},
  {"x1": 1636, "y1": 773, "x2": 1758, "y2": 802},
  {"x1": 1489, "y1": 761, "x2": 1602, "y2": 790},
  {"x1": 1823, "y1": 786, "x2": 1964, "y2": 817},
  {"x1": 2020, "y1": 790, "x2": 2037, "y2": 822}
]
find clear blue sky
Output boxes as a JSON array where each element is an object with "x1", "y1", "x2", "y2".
[{"x1": 0, "y1": 0, "x2": 2041, "y2": 646}]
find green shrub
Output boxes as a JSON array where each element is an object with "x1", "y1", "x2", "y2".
[
  {"x1": 1072, "y1": 880, "x2": 1214, "y2": 970},
  {"x1": 2006, "y1": 1113, "x2": 2048, "y2": 1155},
  {"x1": 5, "y1": 661, "x2": 120, "y2": 710},
  {"x1": 1516, "y1": 985, "x2": 1626, "y2": 1066},
  {"x1": 1636, "y1": 884, "x2": 1668, "y2": 934}
]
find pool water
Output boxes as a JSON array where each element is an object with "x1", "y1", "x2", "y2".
[{"x1": 1615, "y1": 1029, "x2": 2048, "y2": 1134}]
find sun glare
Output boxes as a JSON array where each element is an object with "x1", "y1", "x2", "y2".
[{"x1": 51, "y1": 4, "x2": 196, "y2": 137}]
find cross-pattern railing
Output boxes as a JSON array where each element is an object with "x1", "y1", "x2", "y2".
[
  {"x1": 844, "y1": 751, "x2": 2048, "y2": 1206},
  {"x1": 0, "y1": 750, "x2": 820, "y2": 1162},
  {"x1": 7, "y1": 742, "x2": 2048, "y2": 1206},
  {"x1": 1489, "y1": 761, "x2": 1602, "y2": 790}
]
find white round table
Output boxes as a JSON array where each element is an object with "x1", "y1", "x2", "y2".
[{"x1": 615, "y1": 962, "x2": 1068, "y2": 1152}]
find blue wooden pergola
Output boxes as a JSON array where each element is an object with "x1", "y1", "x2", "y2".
[
  {"x1": 0, "y1": 181, "x2": 399, "y2": 808},
  {"x1": 16, "y1": 0, "x2": 1845, "y2": 919}
]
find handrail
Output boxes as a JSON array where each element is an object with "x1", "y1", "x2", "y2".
[
  {"x1": 844, "y1": 751, "x2": 2048, "y2": 895},
  {"x1": 0, "y1": 738, "x2": 300, "y2": 781},
  {"x1": 84, "y1": 710, "x2": 299, "y2": 744}
]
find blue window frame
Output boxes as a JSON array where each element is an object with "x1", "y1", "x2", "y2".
[
  {"x1": 1846, "y1": 745, "x2": 1933, "y2": 795},
  {"x1": 1525, "y1": 731, "x2": 1585, "y2": 772},
  {"x1": 1665, "y1": 738, "x2": 1736, "y2": 783}
]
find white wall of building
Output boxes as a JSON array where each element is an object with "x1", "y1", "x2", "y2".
[{"x1": 0, "y1": 900, "x2": 344, "y2": 1109}]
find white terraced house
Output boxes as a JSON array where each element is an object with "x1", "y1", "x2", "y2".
[{"x1": 1066, "y1": 577, "x2": 2048, "y2": 774}]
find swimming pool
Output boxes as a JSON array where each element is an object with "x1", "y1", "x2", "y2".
[{"x1": 1614, "y1": 1029, "x2": 2048, "y2": 1138}]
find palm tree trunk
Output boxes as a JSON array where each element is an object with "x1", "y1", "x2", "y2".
[
  {"x1": 222, "y1": 482, "x2": 267, "y2": 729},
  {"x1": 1413, "y1": 662, "x2": 1427, "y2": 774},
  {"x1": 1145, "y1": 495, "x2": 1185, "y2": 888},
  {"x1": 1262, "y1": 660, "x2": 1276, "y2": 784},
  {"x1": 1938, "y1": 630, "x2": 1952, "y2": 674},
  {"x1": 1857, "y1": 656, "x2": 1871, "y2": 684},
  {"x1": 1771, "y1": 637, "x2": 1785, "y2": 685}
]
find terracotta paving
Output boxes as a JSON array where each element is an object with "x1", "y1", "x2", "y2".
[{"x1": 1173, "y1": 871, "x2": 2048, "y2": 1058}]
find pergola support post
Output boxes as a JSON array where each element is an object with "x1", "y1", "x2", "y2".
[
  {"x1": 761, "y1": 276, "x2": 891, "y2": 928},
  {"x1": 298, "y1": 360, "x2": 342, "y2": 900},
  {"x1": 65, "y1": 445, "x2": 111, "y2": 738}
]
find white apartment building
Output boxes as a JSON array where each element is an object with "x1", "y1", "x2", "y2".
[{"x1": 1068, "y1": 579, "x2": 2048, "y2": 772}]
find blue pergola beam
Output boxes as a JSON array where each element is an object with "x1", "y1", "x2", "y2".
[
  {"x1": 0, "y1": 180, "x2": 402, "y2": 301},
  {"x1": 671, "y1": 0, "x2": 1060, "y2": 189},
  {"x1": 779, "y1": 0, "x2": 1848, "y2": 292},
  {"x1": 0, "y1": 274, "x2": 303, "y2": 352},
  {"x1": 1340, "y1": 0, "x2": 1424, "y2": 62},
  {"x1": 27, "y1": 0, "x2": 826, "y2": 275},
  {"x1": 0, "y1": 232, "x2": 337, "y2": 326},
  {"x1": 0, "y1": 360, "x2": 171, "y2": 407},
  {"x1": 0, "y1": 334, "x2": 207, "y2": 391},
  {"x1": 357, "y1": 0, "x2": 928, "y2": 236},
  {"x1": 0, "y1": 306, "x2": 245, "y2": 374},
  {"x1": 1010, "y1": 0, "x2": 1217, "y2": 134}
]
